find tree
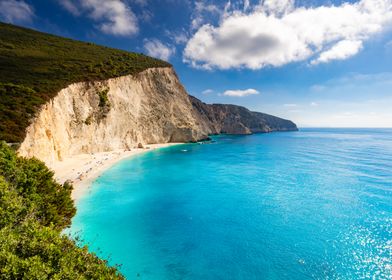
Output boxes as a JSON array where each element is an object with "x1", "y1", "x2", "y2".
[{"x1": 0, "y1": 142, "x2": 124, "y2": 279}]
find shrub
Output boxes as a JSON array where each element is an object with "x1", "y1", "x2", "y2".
[
  {"x1": 98, "y1": 88, "x2": 110, "y2": 108},
  {"x1": 0, "y1": 142, "x2": 124, "y2": 279}
]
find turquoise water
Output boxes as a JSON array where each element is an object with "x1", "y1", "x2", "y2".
[{"x1": 69, "y1": 129, "x2": 392, "y2": 279}]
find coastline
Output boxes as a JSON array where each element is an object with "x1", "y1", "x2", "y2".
[{"x1": 49, "y1": 143, "x2": 181, "y2": 201}]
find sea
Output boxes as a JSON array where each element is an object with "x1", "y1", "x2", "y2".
[{"x1": 69, "y1": 128, "x2": 392, "y2": 279}]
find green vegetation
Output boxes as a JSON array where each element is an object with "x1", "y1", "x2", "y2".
[
  {"x1": 0, "y1": 83, "x2": 42, "y2": 143},
  {"x1": 0, "y1": 142, "x2": 124, "y2": 279},
  {"x1": 0, "y1": 22, "x2": 171, "y2": 143},
  {"x1": 84, "y1": 115, "x2": 93, "y2": 126},
  {"x1": 98, "y1": 88, "x2": 110, "y2": 108}
]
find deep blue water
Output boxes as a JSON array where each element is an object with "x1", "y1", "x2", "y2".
[{"x1": 69, "y1": 129, "x2": 392, "y2": 279}]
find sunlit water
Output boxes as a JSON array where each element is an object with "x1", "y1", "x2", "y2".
[{"x1": 69, "y1": 129, "x2": 392, "y2": 279}]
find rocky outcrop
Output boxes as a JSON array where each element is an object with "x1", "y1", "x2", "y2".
[
  {"x1": 190, "y1": 96, "x2": 298, "y2": 134},
  {"x1": 18, "y1": 67, "x2": 297, "y2": 165}
]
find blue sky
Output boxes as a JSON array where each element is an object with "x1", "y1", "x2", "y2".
[{"x1": 1, "y1": 0, "x2": 392, "y2": 127}]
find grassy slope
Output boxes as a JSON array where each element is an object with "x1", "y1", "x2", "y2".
[{"x1": 0, "y1": 22, "x2": 171, "y2": 143}]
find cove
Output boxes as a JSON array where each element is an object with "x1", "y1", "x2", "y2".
[{"x1": 69, "y1": 129, "x2": 392, "y2": 279}]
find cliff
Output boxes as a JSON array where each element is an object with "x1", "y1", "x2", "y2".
[
  {"x1": 190, "y1": 96, "x2": 298, "y2": 134},
  {"x1": 18, "y1": 67, "x2": 297, "y2": 164},
  {"x1": 18, "y1": 68, "x2": 210, "y2": 164}
]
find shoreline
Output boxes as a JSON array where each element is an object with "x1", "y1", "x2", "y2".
[{"x1": 49, "y1": 143, "x2": 181, "y2": 201}]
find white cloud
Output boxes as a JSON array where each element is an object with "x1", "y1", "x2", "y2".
[
  {"x1": 59, "y1": 0, "x2": 138, "y2": 36},
  {"x1": 310, "y1": 102, "x2": 319, "y2": 107},
  {"x1": 82, "y1": 0, "x2": 138, "y2": 35},
  {"x1": 173, "y1": 32, "x2": 188, "y2": 44},
  {"x1": 0, "y1": 0, "x2": 34, "y2": 23},
  {"x1": 202, "y1": 89, "x2": 214, "y2": 94},
  {"x1": 184, "y1": 0, "x2": 392, "y2": 70},
  {"x1": 144, "y1": 39, "x2": 175, "y2": 61},
  {"x1": 191, "y1": 1, "x2": 221, "y2": 30},
  {"x1": 59, "y1": 0, "x2": 80, "y2": 16},
  {"x1": 166, "y1": 30, "x2": 188, "y2": 44},
  {"x1": 259, "y1": 0, "x2": 294, "y2": 15},
  {"x1": 223, "y1": 88, "x2": 260, "y2": 97},
  {"x1": 311, "y1": 40, "x2": 363, "y2": 64}
]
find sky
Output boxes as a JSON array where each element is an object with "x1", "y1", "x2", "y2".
[{"x1": 1, "y1": 0, "x2": 392, "y2": 127}]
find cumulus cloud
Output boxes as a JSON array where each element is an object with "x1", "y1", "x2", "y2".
[
  {"x1": 223, "y1": 88, "x2": 260, "y2": 97},
  {"x1": 184, "y1": 0, "x2": 392, "y2": 69},
  {"x1": 0, "y1": 0, "x2": 34, "y2": 23},
  {"x1": 59, "y1": 0, "x2": 138, "y2": 36},
  {"x1": 312, "y1": 40, "x2": 363, "y2": 65},
  {"x1": 82, "y1": 0, "x2": 138, "y2": 35},
  {"x1": 144, "y1": 39, "x2": 175, "y2": 61}
]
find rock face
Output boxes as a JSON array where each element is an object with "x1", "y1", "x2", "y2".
[
  {"x1": 18, "y1": 67, "x2": 297, "y2": 164},
  {"x1": 19, "y1": 68, "x2": 209, "y2": 164},
  {"x1": 190, "y1": 96, "x2": 298, "y2": 134}
]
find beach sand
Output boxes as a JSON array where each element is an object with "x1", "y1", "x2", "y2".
[{"x1": 49, "y1": 143, "x2": 181, "y2": 200}]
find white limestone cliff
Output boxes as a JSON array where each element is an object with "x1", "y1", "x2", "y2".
[{"x1": 18, "y1": 67, "x2": 210, "y2": 164}]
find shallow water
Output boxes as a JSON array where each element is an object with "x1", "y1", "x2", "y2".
[{"x1": 69, "y1": 129, "x2": 392, "y2": 279}]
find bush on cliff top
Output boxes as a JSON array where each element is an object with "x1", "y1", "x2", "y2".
[
  {"x1": 0, "y1": 22, "x2": 171, "y2": 143},
  {"x1": 0, "y1": 142, "x2": 124, "y2": 279}
]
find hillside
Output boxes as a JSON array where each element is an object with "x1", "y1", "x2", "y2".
[
  {"x1": 0, "y1": 22, "x2": 170, "y2": 143},
  {"x1": 190, "y1": 96, "x2": 298, "y2": 134},
  {"x1": 0, "y1": 142, "x2": 124, "y2": 279}
]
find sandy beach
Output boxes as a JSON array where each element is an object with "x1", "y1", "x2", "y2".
[{"x1": 49, "y1": 143, "x2": 181, "y2": 200}]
